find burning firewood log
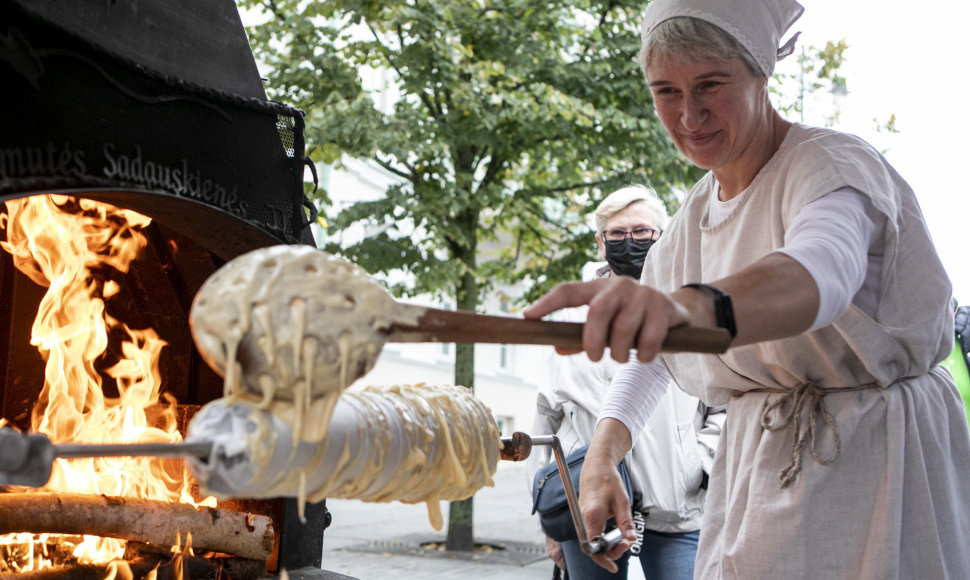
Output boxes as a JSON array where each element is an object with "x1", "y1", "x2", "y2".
[
  {"x1": 0, "y1": 492, "x2": 273, "y2": 561},
  {"x1": 0, "y1": 553, "x2": 267, "y2": 580}
]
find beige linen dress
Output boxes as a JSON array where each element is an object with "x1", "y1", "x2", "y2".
[{"x1": 642, "y1": 124, "x2": 970, "y2": 579}]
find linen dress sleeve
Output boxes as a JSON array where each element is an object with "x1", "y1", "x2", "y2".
[
  {"x1": 777, "y1": 187, "x2": 884, "y2": 331},
  {"x1": 597, "y1": 359, "x2": 671, "y2": 439}
]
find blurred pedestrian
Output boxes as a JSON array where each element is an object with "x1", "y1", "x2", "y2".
[{"x1": 528, "y1": 185, "x2": 722, "y2": 580}]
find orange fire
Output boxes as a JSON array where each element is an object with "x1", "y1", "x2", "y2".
[{"x1": 0, "y1": 194, "x2": 214, "y2": 574}]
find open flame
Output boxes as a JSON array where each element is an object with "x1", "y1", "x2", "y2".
[{"x1": 0, "y1": 194, "x2": 214, "y2": 573}]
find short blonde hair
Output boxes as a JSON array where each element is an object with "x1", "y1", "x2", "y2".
[{"x1": 594, "y1": 185, "x2": 669, "y2": 232}]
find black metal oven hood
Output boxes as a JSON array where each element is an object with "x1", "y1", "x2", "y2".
[{"x1": 0, "y1": 0, "x2": 316, "y2": 260}]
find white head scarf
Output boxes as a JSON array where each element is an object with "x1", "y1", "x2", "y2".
[{"x1": 640, "y1": 0, "x2": 804, "y2": 76}]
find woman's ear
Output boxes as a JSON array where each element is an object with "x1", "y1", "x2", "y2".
[{"x1": 595, "y1": 232, "x2": 607, "y2": 260}]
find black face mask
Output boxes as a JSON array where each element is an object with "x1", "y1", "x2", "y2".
[{"x1": 604, "y1": 238, "x2": 656, "y2": 279}]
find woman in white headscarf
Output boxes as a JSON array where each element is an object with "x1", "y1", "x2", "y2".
[{"x1": 524, "y1": 0, "x2": 970, "y2": 578}]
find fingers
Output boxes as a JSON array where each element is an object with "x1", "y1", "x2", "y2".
[
  {"x1": 611, "y1": 507, "x2": 637, "y2": 555},
  {"x1": 633, "y1": 301, "x2": 670, "y2": 363},
  {"x1": 586, "y1": 277, "x2": 669, "y2": 363},
  {"x1": 581, "y1": 278, "x2": 635, "y2": 362},
  {"x1": 577, "y1": 455, "x2": 636, "y2": 573},
  {"x1": 524, "y1": 279, "x2": 611, "y2": 362},
  {"x1": 601, "y1": 535, "x2": 634, "y2": 563},
  {"x1": 591, "y1": 551, "x2": 621, "y2": 573},
  {"x1": 580, "y1": 276, "x2": 656, "y2": 362},
  {"x1": 586, "y1": 522, "x2": 634, "y2": 573},
  {"x1": 613, "y1": 502, "x2": 635, "y2": 539},
  {"x1": 589, "y1": 283, "x2": 645, "y2": 363},
  {"x1": 522, "y1": 280, "x2": 608, "y2": 320},
  {"x1": 632, "y1": 297, "x2": 691, "y2": 361},
  {"x1": 553, "y1": 346, "x2": 584, "y2": 356},
  {"x1": 526, "y1": 277, "x2": 682, "y2": 363}
]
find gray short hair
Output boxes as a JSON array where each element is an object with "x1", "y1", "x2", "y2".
[
  {"x1": 594, "y1": 185, "x2": 669, "y2": 232},
  {"x1": 638, "y1": 17, "x2": 762, "y2": 80}
]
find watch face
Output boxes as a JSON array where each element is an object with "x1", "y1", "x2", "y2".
[
  {"x1": 684, "y1": 283, "x2": 736, "y2": 339},
  {"x1": 712, "y1": 292, "x2": 737, "y2": 339}
]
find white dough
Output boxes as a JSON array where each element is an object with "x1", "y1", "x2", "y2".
[
  {"x1": 189, "y1": 245, "x2": 404, "y2": 402},
  {"x1": 186, "y1": 383, "x2": 501, "y2": 530}
]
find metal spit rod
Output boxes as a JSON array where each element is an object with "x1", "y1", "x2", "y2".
[
  {"x1": 0, "y1": 427, "x2": 212, "y2": 488},
  {"x1": 52, "y1": 441, "x2": 213, "y2": 460},
  {"x1": 500, "y1": 432, "x2": 623, "y2": 557}
]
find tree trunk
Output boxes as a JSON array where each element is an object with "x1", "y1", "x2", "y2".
[
  {"x1": 445, "y1": 494, "x2": 474, "y2": 551},
  {"x1": 446, "y1": 254, "x2": 478, "y2": 551}
]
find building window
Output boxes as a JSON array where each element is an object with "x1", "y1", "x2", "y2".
[
  {"x1": 497, "y1": 298, "x2": 513, "y2": 371},
  {"x1": 499, "y1": 344, "x2": 510, "y2": 370},
  {"x1": 495, "y1": 415, "x2": 514, "y2": 436}
]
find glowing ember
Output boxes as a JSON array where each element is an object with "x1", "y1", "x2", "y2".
[{"x1": 0, "y1": 195, "x2": 214, "y2": 574}]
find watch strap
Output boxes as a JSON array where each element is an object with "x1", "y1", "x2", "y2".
[{"x1": 682, "y1": 283, "x2": 737, "y2": 340}]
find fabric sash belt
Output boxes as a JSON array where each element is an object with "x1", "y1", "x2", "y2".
[{"x1": 753, "y1": 380, "x2": 885, "y2": 489}]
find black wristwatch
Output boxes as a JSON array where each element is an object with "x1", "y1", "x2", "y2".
[{"x1": 682, "y1": 283, "x2": 737, "y2": 340}]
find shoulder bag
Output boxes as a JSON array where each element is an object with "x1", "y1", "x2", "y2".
[{"x1": 530, "y1": 444, "x2": 633, "y2": 542}]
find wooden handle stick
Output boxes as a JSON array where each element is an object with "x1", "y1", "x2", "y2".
[{"x1": 386, "y1": 305, "x2": 731, "y2": 354}]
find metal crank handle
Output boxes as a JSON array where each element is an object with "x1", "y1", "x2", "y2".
[
  {"x1": 499, "y1": 433, "x2": 629, "y2": 557},
  {"x1": 587, "y1": 528, "x2": 624, "y2": 556},
  {"x1": 499, "y1": 432, "x2": 609, "y2": 554}
]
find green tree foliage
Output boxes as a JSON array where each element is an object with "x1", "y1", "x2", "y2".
[
  {"x1": 773, "y1": 40, "x2": 849, "y2": 126},
  {"x1": 773, "y1": 39, "x2": 894, "y2": 142},
  {"x1": 241, "y1": 0, "x2": 701, "y2": 304}
]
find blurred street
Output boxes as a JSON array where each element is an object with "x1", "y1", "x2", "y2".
[{"x1": 319, "y1": 462, "x2": 554, "y2": 579}]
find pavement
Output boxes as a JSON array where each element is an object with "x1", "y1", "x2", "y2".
[{"x1": 315, "y1": 462, "x2": 556, "y2": 580}]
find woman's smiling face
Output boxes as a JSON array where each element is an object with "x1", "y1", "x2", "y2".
[{"x1": 646, "y1": 54, "x2": 771, "y2": 177}]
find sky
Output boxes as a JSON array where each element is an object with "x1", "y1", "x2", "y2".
[{"x1": 778, "y1": 0, "x2": 970, "y2": 303}]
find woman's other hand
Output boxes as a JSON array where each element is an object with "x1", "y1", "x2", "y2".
[{"x1": 580, "y1": 419, "x2": 638, "y2": 572}]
